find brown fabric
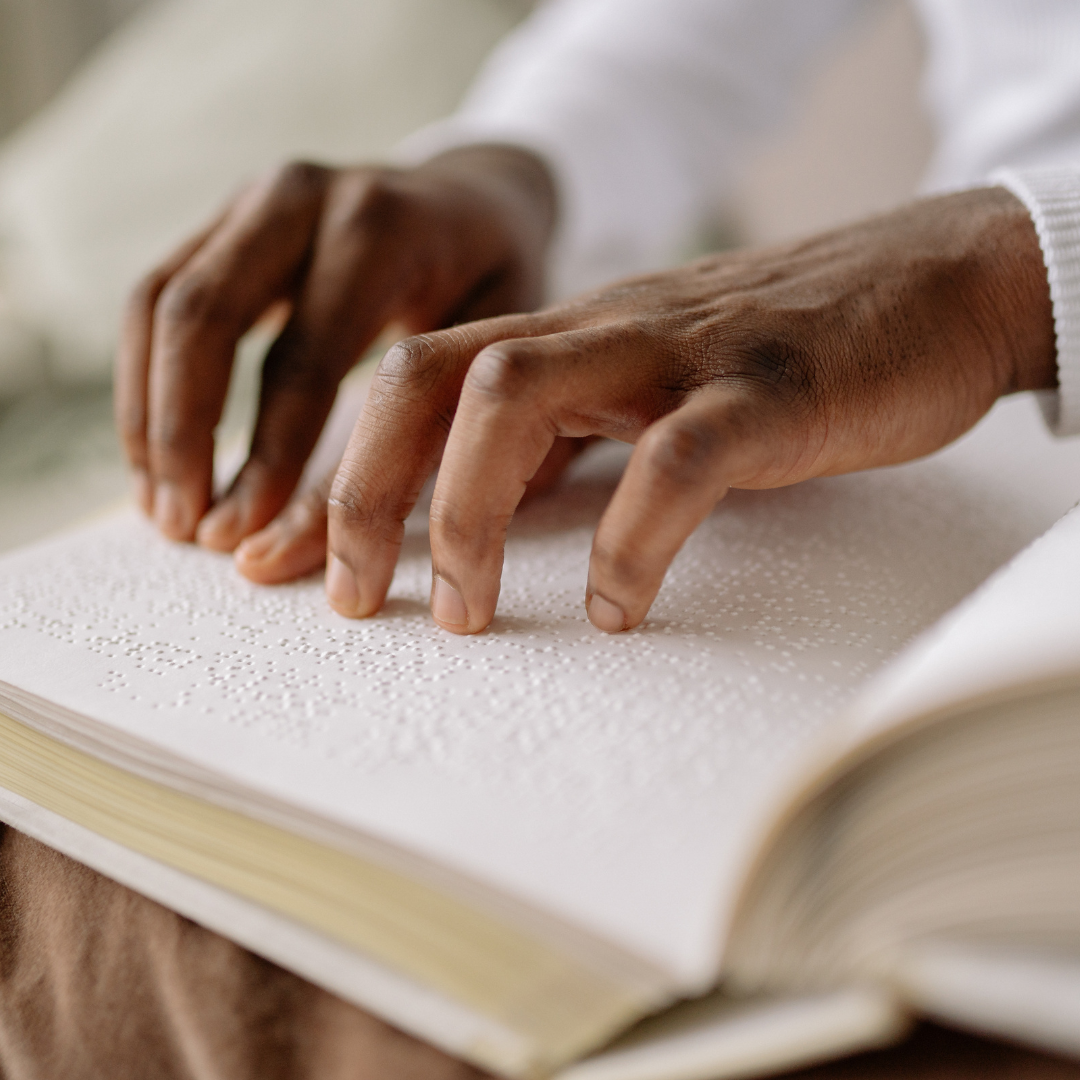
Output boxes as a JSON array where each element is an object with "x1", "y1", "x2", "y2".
[
  {"x1": 0, "y1": 826, "x2": 484, "y2": 1080},
  {"x1": 0, "y1": 825, "x2": 1075, "y2": 1080},
  {"x1": 788, "y1": 1025, "x2": 1080, "y2": 1079}
]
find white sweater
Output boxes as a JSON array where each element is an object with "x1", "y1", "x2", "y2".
[{"x1": 398, "y1": 0, "x2": 1080, "y2": 434}]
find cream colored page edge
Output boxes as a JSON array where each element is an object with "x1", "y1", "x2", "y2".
[
  {"x1": 557, "y1": 988, "x2": 906, "y2": 1080},
  {"x1": 0, "y1": 708, "x2": 660, "y2": 1075},
  {"x1": 716, "y1": 503, "x2": 1080, "y2": 982},
  {"x1": 894, "y1": 940, "x2": 1080, "y2": 1057},
  {"x1": 0, "y1": 787, "x2": 535, "y2": 1075},
  {"x1": 0, "y1": 677, "x2": 671, "y2": 1008},
  {"x1": 0, "y1": 788, "x2": 909, "y2": 1080}
]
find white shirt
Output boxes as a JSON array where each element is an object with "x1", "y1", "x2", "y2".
[{"x1": 397, "y1": 0, "x2": 1080, "y2": 434}]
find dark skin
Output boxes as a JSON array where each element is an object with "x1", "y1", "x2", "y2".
[
  {"x1": 2, "y1": 828, "x2": 1076, "y2": 1079},
  {"x1": 111, "y1": 149, "x2": 1062, "y2": 1073},
  {"x1": 115, "y1": 146, "x2": 557, "y2": 551},
  {"x1": 117, "y1": 147, "x2": 1056, "y2": 635}
]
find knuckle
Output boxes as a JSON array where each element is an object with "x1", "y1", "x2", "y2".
[
  {"x1": 426, "y1": 501, "x2": 462, "y2": 548},
  {"x1": 707, "y1": 318, "x2": 820, "y2": 406},
  {"x1": 464, "y1": 343, "x2": 543, "y2": 401},
  {"x1": 156, "y1": 272, "x2": 233, "y2": 333},
  {"x1": 639, "y1": 416, "x2": 721, "y2": 487},
  {"x1": 590, "y1": 539, "x2": 651, "y2": 593},
  {"x1": 264, "y1": 159, "x2": 329, "y2": 201},
  {"x1": 147, "y1": 416, "x2": 196, "y2": 460},
  {"x1": 737, "y1": 334, "x2": 802, "y2": 393},
  {"x1": 327, "y1": 468, "x2": 404, "y2": 545},
  {"x1": 114, "y1": 401, "x2": 146, "y2": 446},
  {"x1": 126, "y1": 267, "x2": 170, "y2": 317},
  {"x1": 429, "y1": 500, "x2": 508, "y2": 565},
  {"x1": 377, "y1": 334, "x2": 449, "y2": 395},
  {"x1": 334, "y1": 171, "x2": 408, "y2": 233}
]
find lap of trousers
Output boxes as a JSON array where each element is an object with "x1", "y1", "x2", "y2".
[
  {"x1": 0, "y1": 826, "x2": 481, "y2": 1080},
  {"x1": 0, "y1": 825, "x2": 1074, "y2": 1080}
]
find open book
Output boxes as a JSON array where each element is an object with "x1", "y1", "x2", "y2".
[{"x1": 1, "y1": 390, "x2": 1080, "y2": 1079}]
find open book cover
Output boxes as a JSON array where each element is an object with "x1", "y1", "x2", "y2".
[{"x1": 1, "y1": 391, "x2": 1080, "y2": 1079}]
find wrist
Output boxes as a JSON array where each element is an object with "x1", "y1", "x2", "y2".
[
  {"x1": 419, "y1": 144, "x2": 557, "y2": 283},
  {"x1": 971, "y1": 186, "x2": 1058, "y2": 395}
]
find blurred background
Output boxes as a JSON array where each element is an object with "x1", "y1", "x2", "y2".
[
  {"x1": 0, "y1": 0, "x2": 144, "y2": 138},
  {"x1": 0, "y1": 0, "x2": 932, "y2": 551}
]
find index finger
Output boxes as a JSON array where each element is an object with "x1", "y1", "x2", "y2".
[{"x1": 325, "y1": 314, "x2": 556, "y2": 619}]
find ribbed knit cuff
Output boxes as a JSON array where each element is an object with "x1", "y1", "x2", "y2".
[{"x1": 990, "y1": 166, "x2": 1080, "y2": 436}]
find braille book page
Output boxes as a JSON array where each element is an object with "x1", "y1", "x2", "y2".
[
  {"x1": 846, "y1": 500, "x2": 1080, "y2": 743},
  {"x1": 1, "y1": 393, "x2": 1079, "y2": 986}
]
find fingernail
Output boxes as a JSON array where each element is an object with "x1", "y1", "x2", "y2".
[
  {"x1": 154, "y1": 482, "x2": 191, "y2": 539},
  {"x1": 587, "y1": 592, "x2": 626, "y2": 633},
  {"x1": 326, "y1": 554, "x2": 361, "y2": 617},
  {"x1": 196, "y1": 501, "x2": 241, "y2": 551},
  {"x1": 431, "y1": 576, "x2": 468, "y2": 629},
  {"x1": 132, "y1": 470, "x2": 152, "y2": 515},
  {"x1": 235, "y1": 523, "x2": 281, "y2": 565}
]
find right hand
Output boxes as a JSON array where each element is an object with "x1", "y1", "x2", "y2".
[{"x1": 115, "y1": 146, "x2": 556, "y2": 570}]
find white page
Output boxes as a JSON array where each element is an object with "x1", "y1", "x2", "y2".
[
  {"x1": 843, "y1": 496, "x2": 1080, "y2": 740},
  {"x1": 1, "y1": 393, "x2": 1079, "y2": 989}
]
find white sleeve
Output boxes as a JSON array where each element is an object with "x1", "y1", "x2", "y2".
[
  {"x1": 395, "y1": 0, "x2": 879, "y2": 299},
  {"x1": 992, "y1": 167, "x2": 1080, "y2": 437}
]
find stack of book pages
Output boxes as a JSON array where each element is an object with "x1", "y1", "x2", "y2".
[{"x1": 1, "y1": 392, "x2": 1079, "y2": 1079}]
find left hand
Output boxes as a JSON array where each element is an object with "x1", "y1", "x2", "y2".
[
  {"x1": 114, "y1": 146, "x2": 557, "y2": 564},
  {"x1": 236, "y1": 187, "x2": 1056, "y2": 634}
]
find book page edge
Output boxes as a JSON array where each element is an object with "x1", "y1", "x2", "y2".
[
  {"x1": 0, "y1": 786, "x2": 537, "y2": 1078},
  {"x1": 554, "y1": 986, "x2": 907, "y2": 1080}
]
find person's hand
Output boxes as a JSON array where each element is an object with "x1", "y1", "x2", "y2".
[
  {"x1": 114, "y1": 145, "x2": 557, "y2": 563},
  {"x1": 286, "y1": 186, "x2": 1050, "y2": 635}
]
